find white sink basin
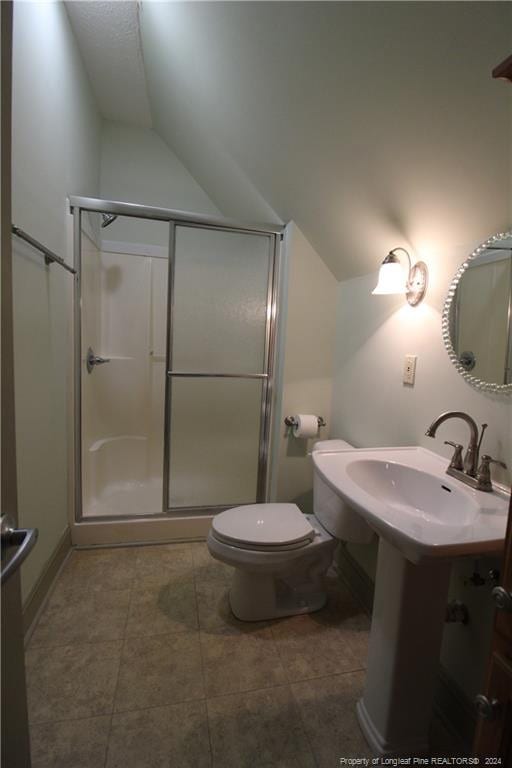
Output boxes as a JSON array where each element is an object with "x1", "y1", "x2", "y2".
[
  {"x1": 346, "y1": 459, "x2": 479, "y2": 527},
  {"x1": 313, "y1": 446, "x2": 509, "y2": 563}
]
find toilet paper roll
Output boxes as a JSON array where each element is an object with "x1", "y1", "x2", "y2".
[{"x1": 293, "y1": 414, "x2": 319, "y2": 439}]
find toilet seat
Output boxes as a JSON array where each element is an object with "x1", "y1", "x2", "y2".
[{"x1": 212, "y1": 503, "x2": 315, "y2": 552}]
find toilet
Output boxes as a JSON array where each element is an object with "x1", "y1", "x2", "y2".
[{"x1": 207, "y1": 439, "x2": 374, "y2": 621}]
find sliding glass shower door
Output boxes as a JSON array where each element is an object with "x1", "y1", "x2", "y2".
[
  {"x1": 74, "y1": 196, "x2": 280, "y2": 527},
  {"x1": 71, "y1": 197, "x2": 280, "y2": 528},
  {"x1": 164, "y1": 224, "x2": 275, "y2": 512}
]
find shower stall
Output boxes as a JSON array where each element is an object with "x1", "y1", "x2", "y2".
[{"x1": 70, "y1": 196, "x2": 283, "y2": 544}]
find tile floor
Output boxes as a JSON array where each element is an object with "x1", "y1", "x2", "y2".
[{"x1": 26, "y1": 542, "x2": 458, "y2": 767}]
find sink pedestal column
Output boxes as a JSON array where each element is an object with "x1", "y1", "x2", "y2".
[{"x1": 356, "y1": 539, "x2": 452, "y2": 756}]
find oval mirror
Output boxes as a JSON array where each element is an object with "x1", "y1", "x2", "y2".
[{"x1": 442, "y1": 230, "x2": 512, "y2": 393}]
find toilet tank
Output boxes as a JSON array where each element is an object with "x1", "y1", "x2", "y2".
[{"x1": 312, "y1": 439, "x2": 374, "y2": 544}]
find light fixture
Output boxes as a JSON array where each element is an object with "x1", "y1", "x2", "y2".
[{"x1": 372, "y1": 247, "x2": 428, "y2": 306}]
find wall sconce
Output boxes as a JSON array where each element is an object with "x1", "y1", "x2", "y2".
[{"x1": 372, "y1": 247, "x2": 428, "y2": 306}]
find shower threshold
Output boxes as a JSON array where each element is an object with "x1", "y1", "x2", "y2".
[{"x1": 71, "y1": 513, "x2": 214, "y2": 547}]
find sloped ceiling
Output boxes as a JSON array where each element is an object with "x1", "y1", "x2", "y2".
[
  {"x1": 67, "y1": 1, "x2": 512, "y2": 280},
  {"x1": 65, "y1": 1, "x2": 151, "y2": 127}
]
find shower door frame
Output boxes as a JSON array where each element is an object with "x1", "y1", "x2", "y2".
[
  {"x1": 69, "y1": 195, "x2": 284, "y2": 546},
  {"x1": 163, "y1": 221, "x2": 278, "y2": 515}
]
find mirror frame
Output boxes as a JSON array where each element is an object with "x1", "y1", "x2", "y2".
[{"x1": 442, "y1": 228, "x2": 512, "y2": 394}]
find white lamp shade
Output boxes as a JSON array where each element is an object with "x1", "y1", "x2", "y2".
[{"x1": 372, "y1": 261, "x2": 407, "y2": 295}]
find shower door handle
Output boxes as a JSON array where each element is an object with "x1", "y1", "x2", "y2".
[{"x1": 86, "y1": 347, "x2": 111, "y2": 374}]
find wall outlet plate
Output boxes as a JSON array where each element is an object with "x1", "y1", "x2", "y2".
[{"x1": 403, "y1": 354, "x2": 417, "y2": 385}]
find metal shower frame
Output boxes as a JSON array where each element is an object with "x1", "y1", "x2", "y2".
[{"x1": 69, "y1": 195, "x2": 284, "y2": 524}]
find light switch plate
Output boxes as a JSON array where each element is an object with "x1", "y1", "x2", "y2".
[{"x1": 403, "y1": 354, "x2": 417, "y2": 385}]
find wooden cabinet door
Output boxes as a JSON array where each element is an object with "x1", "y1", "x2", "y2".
[
  {"x1": 474, "y1": 492, "x2": 512, "y2": 762},
  {"x1": 474, "y1": 653, "x2": 512, "y2": 762}
]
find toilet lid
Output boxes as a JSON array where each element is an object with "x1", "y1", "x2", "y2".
[{"x1": 212, "y1": 504, "x2": 315, "y2": 549}]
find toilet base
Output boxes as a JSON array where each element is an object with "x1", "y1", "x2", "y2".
[{"x1": 229, "y1": 567, "x2": 328, "y2": 621}]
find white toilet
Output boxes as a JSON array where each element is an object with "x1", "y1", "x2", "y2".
[{"x1": 207, "y1": 439, "x2": 374, "y2": 621}]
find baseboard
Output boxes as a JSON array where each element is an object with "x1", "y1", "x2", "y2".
[
  {"x1": 23, "y1": 528, "x2": 72, "y2": 639},
  {"x1": 335, "y1": 542, "x2": 475, "y2": 752}
]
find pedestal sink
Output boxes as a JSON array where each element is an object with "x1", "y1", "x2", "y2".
[{"x1": 312, "y1": 446, "x2": 510, "y2": 756}]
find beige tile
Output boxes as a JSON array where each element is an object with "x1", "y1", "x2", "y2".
[
  {"x1": 271, "y1": 614, "x2": 363, "y2": 682},
  {"x1": 54, "y1": 548, "x2": 136, "y2": 595},
  {"x1": 191, "y1": 542, "x2": 233, "y2": 584},
  {"x1": 114, "y1": 632, "x2": 204, "y2": 712},
  {"x1": 134, "y1": 543, "x2": 195, "y2": 586},
  {"x1": 312, "y1": 579, "x2": 371, "y2": 666},
  {"x1": 26, "y1": 641, "x2": 122, "y2": 724},
  {"x1": 196, "y1": 579, "x2": 238, "y2": 631},
  {"x1": 339, "y1": 614, "x2": 371, "y2": 668},
  {"x1": 291, "y1": 671, "x2": 371, "y2": 766},
  {"x1": 304, "y1": 600, "x2": 367, "y2": 633},
  {"x1": 30, "y1": 589, "x2": 130, "y2": 648},
  {"x1": 125, "y1": 579, "x2": 198, "y2": 637},
  {"x1": 106, "y1": 701, "x2": 211, "y2": 768},
  {"x1": 201, "y1": 624, "x2": 287, "y2": 697},
  {"x1": 30, "y1": 716, "x2": 110, "y2": 768},
  {"x1": 207, "y1": 686, "x2": 315, "y2": 768}
]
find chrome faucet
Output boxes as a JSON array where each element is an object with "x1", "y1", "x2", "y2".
[{"x1": 425, "y1": 411, "x2": 506, "y2": 491}]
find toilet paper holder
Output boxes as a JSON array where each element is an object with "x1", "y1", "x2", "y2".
[{"x1": 284, "y1": 416, "x2": 326, "y2": 428}]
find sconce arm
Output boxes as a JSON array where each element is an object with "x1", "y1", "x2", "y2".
[{"x1": 388, "y1": 247, "x2": 412, "y2": 277}]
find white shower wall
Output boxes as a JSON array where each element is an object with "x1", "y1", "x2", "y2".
[{"x1": 81, "y1": 232, "x2": 167, "y2": 517}]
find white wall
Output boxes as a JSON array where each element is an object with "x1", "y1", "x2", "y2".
[
  {"x1": 328, "y1": 14, "x2": 511, "y2": 702},
  {"x1": 138, "y1": 1, "x2": 511, "y2": 280},
  {"x1": 273, "y1": 223, "x2": 338, "y2": 510},
  {"x1": 331, "y1": 231, "x2": 511, "y2": 698},
  {"x1": 332, "y1": 267, "x2": 511, "y2": 479},
  {"x1": 99, "y1": 121, "x2": 220, "y2": 248},
  {"x1": 11, "y1": 0, "x2": 101, "y2": 601}
]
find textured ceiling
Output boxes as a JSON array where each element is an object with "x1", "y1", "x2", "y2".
[
  {"x1": 65, "y1": 1, "x2": 151, "y2": 128},
  {"x1": 66, "y1": 1, "x2": 512, "y2": 280}
]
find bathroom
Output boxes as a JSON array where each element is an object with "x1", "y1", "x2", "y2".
[{"x1": 1, "y1": 1, "x2": 511, "y2": 766}]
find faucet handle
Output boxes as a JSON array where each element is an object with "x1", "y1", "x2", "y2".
[
  {"x1": 480, "y1": 455, "x2": 507, "y2": 470},
  {"x1": 444, "y1": 441, "x2": 464, "y2": 471},
  {"x1": 476, "y1": 455, "x2": 507, "y2": 492}
]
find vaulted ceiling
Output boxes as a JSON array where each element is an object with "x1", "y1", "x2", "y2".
[
  {"x1": 65, "y1": 0, "x2": 151, "y2": 127},
  {"x1": 66, "y1": 1, "x2": 512, "y2": 280}
]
